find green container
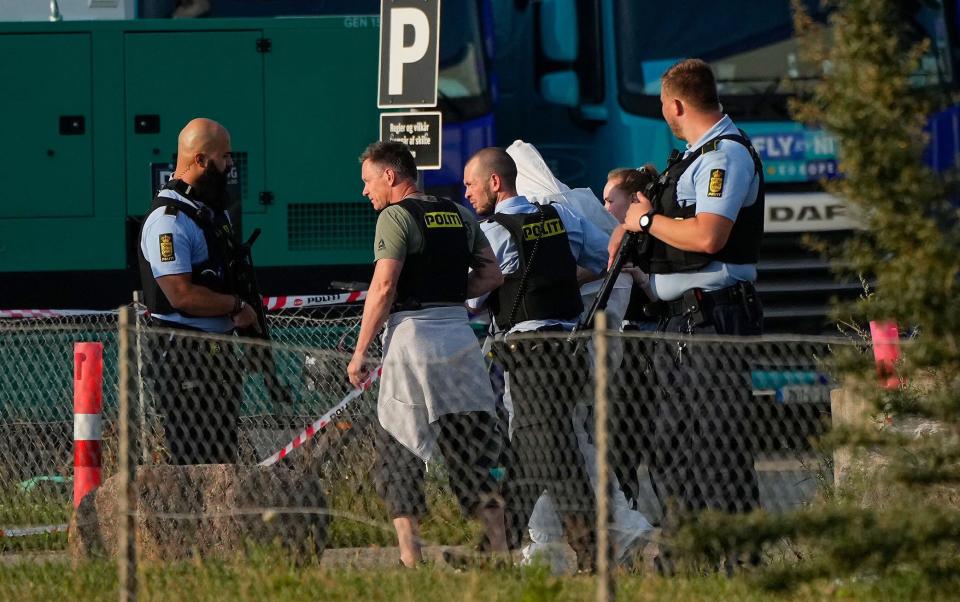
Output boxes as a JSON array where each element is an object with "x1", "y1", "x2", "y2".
[{"x1": 0, "y1": 17, "x2": 380, "y2": 274}]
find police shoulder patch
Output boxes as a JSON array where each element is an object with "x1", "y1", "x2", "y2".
[
  {"x1": 707, "y1": 169, "x2": 726, "y2": 198},
  {"x1": 159, "y1": 233, "x2": 175, "y2": 262}
]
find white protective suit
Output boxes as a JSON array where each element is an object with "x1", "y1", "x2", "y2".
[{"x1": 505, "y1": 140, "x2": 652, "y2": 570}]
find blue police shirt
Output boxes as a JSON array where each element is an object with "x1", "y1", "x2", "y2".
[
  {"x1": 469, "y1": 195, "x2": 608, "y2": 333},
  {"x1": 140, "y1": 190, "x2": 234, "y2": 333},
  {"x1": 650, "y1": 115, "x2": 760, "y2": 301}
]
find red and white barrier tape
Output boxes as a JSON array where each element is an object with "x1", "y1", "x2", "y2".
[
  {"x1": 262, "y1": 291, "x2": 366, "y2": 311},
  {"x1": 0, "y1": 523, "x2": 68, "y2": 538},
  {"x1": 0, "y1": 291, "x2": 368, "y2": 318},
  {"x1": 0, "y1": 309, "x2": 118, "y2": 319},
  {"x1": 258, "y1": 365, "x2": 382, "y2": 467}
]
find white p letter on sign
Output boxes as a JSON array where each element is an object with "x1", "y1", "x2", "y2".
[{"x1": 388, "y1": 8, "x2": 429, "y2": 95}]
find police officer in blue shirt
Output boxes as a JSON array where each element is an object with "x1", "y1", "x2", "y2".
[
  {"x1": 464, "y1": 147, "x2": 609, "y2": 571},
  {"x1": 611, "y1": 59, "x2": 764, "y2": 570},
  {"x1": 138, "y1": 117, "x2": 258, "y2": 465}
]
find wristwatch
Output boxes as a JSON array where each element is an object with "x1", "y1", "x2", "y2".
[
  {"x1": 230, "y1": 295, "x2": 245, "y2": 316},
  {"x1": 638, "y1": 210, "x2": 655, "y2": 233}
]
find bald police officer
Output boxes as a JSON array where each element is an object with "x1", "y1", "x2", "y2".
[
  {"x1": 464, "y1": 147, "x2": 609, "y2": 572},
  {"x1": 138, "y1": 118, "x2": 257, "y2": 465}
]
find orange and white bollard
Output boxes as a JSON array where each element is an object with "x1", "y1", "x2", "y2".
[
  {"x1": 74, "y1": 342, "x2": 104, "y2": 508},
  {"x1": 869, "y1": 320, "x2": 901, "y2": 390}
]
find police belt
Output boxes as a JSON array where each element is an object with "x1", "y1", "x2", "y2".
[
  {"x1": 148, "y1": 317, "x2": 235, "y2": 356},
  {"x1": 646, "y1": 282, "x2": 756, "y2": 319},
  {"x1": 390, "y1": 299, "x2": 461, "y2": 313}
]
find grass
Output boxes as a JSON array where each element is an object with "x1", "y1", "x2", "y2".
[
  {"x1": 1, "y1": 418, "x2": 477, "y2": 554},
  {"x1": 0, "y1": 486, "x2": 71, "y2": 554},
  {"x1": 0, "y1": 558, "x2": 956, "y2": 601},
  {"x1": 318, "y1": 424, "x2": 478, "y2": 549}
]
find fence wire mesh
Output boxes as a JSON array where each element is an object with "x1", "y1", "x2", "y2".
[
  {"x1": 0, "y1": 304, "x2": 367, "y2": 557},
  {"x1": 2, "y1": 305, "x2": 867, "y2": 597}
]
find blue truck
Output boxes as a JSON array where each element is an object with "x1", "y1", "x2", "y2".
[{"x1": 489, "y1": 0, "x2": 960, "y2": 332}]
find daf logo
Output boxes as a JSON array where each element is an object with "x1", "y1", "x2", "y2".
[
  {"x1": 764, "y1": 194, "x2": 859, "y2": 233},
  {"x1": 769, "y1": 204, "x2": 846, "y2": 222}
]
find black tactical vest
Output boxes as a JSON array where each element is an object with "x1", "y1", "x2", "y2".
[
  {"x1": 648, "y1": 132, "x2": 765, "y2": 274},
  {"x1": 392, "y1": 196, "x2": 471, "y2": 312},
  {"x1": 138, "y1": 180, "x2": 239, "y2": 317},
  {"x1": 487, "y1": 203, "x2": 583, "y2": 331}
]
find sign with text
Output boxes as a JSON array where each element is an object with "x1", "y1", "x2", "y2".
[
  {"x1": 380, "y1": 111, "x2": 442, "y2": 170},
  {"x1": 764, "y1": 193, "x2": 860, "y2": 233},
  {"x1": 378, "y1": 0, "x2": 440, "y2": 108},
  {"x1": 751, "y1": 130, "x2": 840, "y2": 183}
]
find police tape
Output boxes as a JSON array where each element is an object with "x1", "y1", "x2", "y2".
[
  {"x1": 0, "y1": 523, "x2": 69, "y2": 538},
  {"x1": 261, "y1": 291, "x2": 366, "y2": 311},
  {"x1": 0, "y1": 291, "x2": 368, "y2": 318},
  {"x1": 258, "y1": 365, "x2": 382, "y2": 467},
  {"x1": 0, "y1": 309, "x2": 119, "y2": 319}
]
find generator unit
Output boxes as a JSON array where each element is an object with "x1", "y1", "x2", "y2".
[{"x1": 0, "y1": 16, "x2": 381, "y2": 307}]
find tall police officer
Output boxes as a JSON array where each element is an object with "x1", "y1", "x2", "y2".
[
  {"x1": 464, "y1": 147, "x2": 609, "y2": 572},
  {"x1": 349, "y1": 141, "x2": 508, "y2": 568},
  {"x1": 610, "y1": 59, "x2": 764, "y2": 566},
  {"x1": 139, "y1": 118, "x2": 257, "y2": 465}
]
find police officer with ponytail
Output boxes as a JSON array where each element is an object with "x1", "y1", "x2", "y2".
[
  {"x1": 609, "y1": 58, "x2": 764, "y2": 569},
  {"x1": 138, "y1": 118, "x2": 257, "y2": 465}
]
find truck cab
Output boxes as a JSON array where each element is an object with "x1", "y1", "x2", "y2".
[{"x1": 491, "y1": 0, "x2": 960, "y2": 333}]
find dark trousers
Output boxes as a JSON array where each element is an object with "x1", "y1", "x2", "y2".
[
  {"x1": 149, "y1": 331, "x2": 241, "y2": 465},
  {"x1": 608, "y1": 338, "x2": 659, "y2": 507},
  {"x1": 647, "y1": 296, "x2": 762, "y2": 527},
  {"x1": 373, "y1": 411, "x2": 502, "y2": 520},
  {"x1": 496, "y1": 338, "x2": 597, "y2": 566}
]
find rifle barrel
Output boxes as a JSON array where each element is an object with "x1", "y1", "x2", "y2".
[
  {"x1": 244, "y1": 228, "x2": 262, "y2": 249},
  {"x1": 573, "y1": 231, "x2": 640, "y2": 335}
]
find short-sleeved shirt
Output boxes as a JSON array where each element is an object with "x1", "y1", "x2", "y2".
[
  {"x1": 468, "y1": 195, "x2": 609, "y2": 333},
  {"x1": 139, "y1": 192, "x2": 233, "y2": 333},
  {"x1": 373, "y1": 194, "x2": 491, "y2": 265},
  {"x1": 372, "y1": 195, "x2": 498, "y2": 455},
  {"x1": 650, "y1": 115, "x2": 760, "y2": 301}
]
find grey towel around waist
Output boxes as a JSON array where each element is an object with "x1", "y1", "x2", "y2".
[{"x1": 378, "y1": 306, "x2": 496, "y2": 460}]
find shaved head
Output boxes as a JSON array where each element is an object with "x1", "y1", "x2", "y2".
[
  {"x1": 177, "y1": 118, "x2": 229, "y2": 166},
  {"x1": 173, "y1": 118, "x2": 234, "y2": 204},
  {"x1": 468, "y1": 147, "x2": 518, "y2": 192},
  {"x1": 463, "y1": 147, "x2": 519, "y2": 215}
]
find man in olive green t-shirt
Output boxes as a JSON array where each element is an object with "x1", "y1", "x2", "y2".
[
  {"x1": 348, "y1": 140, "x2": 506, "y2": 569},
  {"x1": 373, "y1": 193, "x2": 488, "y2": 265}
]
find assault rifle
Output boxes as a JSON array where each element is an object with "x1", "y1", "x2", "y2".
[
  {"x1": 232, "y1": 228, "x2": 294, "y2": 406},
  {"x1": 567, "y1": 230, "x2": 643, "y2": 354},
  {"x1": 568, "y1": 165, "x2": 667, "y2": 353}
]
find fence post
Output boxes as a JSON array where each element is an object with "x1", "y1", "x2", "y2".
[
  {"x1": 118, "y1": 306, "x2": 137, "y2": 602},
  {"x1": 73, "y1": 342, "x2": 104, "y2": 508},
  {"x1": 132, "y1": 292, "x2": 150, "y2": 464},
  {"x1": 593, "y1": 311, "x2": 615, "y2": 602}
]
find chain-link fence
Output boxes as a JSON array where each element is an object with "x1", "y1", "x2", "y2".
[
  {"x1": 2, "y1": 305, "x2": 863, "y2": 598},
  {"x1": 0, "y1": 303, "x2": 367, "y2": 556}
]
